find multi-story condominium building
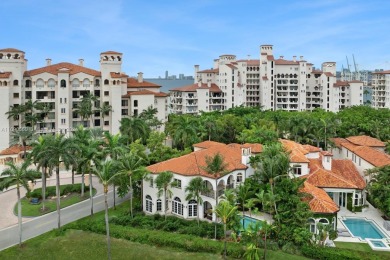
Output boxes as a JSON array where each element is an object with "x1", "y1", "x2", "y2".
[
  {"x1": 169, "y1": 45, "x2": 363, "y2": 114},
  {"x1": 0, "y1": 48, "x2": 167, "y2": 150},
  {"x1": 371, "y1": 70, "x2": 390, "y2": 108}
]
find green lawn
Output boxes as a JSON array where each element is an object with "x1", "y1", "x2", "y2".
[
  {"x1": 335, "y1": 241, "x2": 390, "y2": 259},
  {"x1": 14, "y1": 189, "x2": 96, "y2": 217}
]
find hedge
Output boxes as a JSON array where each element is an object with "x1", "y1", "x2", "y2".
[
  {"x1": 27, "y1": 184, "x2": 91, "y2": 200},
  {"x1": 301, "y1": 245, "x2": 383, "y2": 260}
]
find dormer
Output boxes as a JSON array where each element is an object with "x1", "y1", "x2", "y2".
[{"x1": 321, "y1": 151, "x2": 333, "y2": 171}]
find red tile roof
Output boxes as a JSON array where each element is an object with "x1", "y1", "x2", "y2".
[
  {"x1": 236, "y1": 59, "x2": 260, "y2": 66},
  {"x1": 101, "y1": 51, "x2": 122, "y2": 55},
  {"x1": 300, "y1": 182, "x2": 339, "y2": 214},
  {"x1": 226, "y1": 64, "x2": 237, "y2": 69},
  {"x1": 127, "y1": 78, "x2": 161, "y2": 88},
  {"x1": 324, "y1": 72, "x2": 334, "y2": 77},
  {"x1": 193, "y1": 141, "x2": 226, "y2": 150},
  {"x1": 122, "y1": 89, "x2": 167, "y2": 98},
  {"x1": 302, "y1": 145, "x2": 321, "y2": 153},
  {"x1": 334, "y1": 81, "x2": 350, "y2": 87},
  {"x1": 198, "y1": 68, "x2": 219, "y2": 73},
  {"x1": 24, "y1": 62, "x2": 101, "y2": 77},
  {"x1": 0, "y1": 145, "x2": 31, "y2": 156},
  {"x1": 372, "y1": 70, "x2": 390, "y2": 74},
  {"x1": 110, "y1": 72, "x2": 128, "y2": 78},
  {"x1": 0, "y1": 48, "x2": 24, "y2": 53},
  {"x1": 267, "y1": 55, "x2": 275, "y2": 61},
  {"x1": 329, "y1": 138, "x2": 348, "y2": 148},
  {"x1": 280, "y1": 139, "x2": 310, "y2": 163},
  {"x1": 0, "y1": 72, "x2": 12, "y2": 78},
  {"x1": 147, "y1": 143, "x2": 247, "y2": 178},
  {"x1": 275, "y1": 59, "x2": 299, "y2": 65},
  {"x1": 346, "y1": 135, "x2": 385, "y2": 147},
  {"x1": 303, "y1": 158, "x2": 365, "y2": 189},
  {"x1": 341, "y1": 143, "x2": 390, "y2": 167},
  {"x1": 170, "y1": 83, "x2": 222, "y2": 93}
]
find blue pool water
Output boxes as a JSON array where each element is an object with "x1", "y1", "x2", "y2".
[
  {"x1": 371, "y1": 240, "x2": 386, "y2": 247},
  {"x1": 342, "y1": 218, "x2": 387, "y2": 239},
  {"x1": 241, "y1": 216, "x2": 262, "y2": 230}
]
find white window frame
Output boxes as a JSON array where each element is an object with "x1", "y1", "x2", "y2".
[{"x1": 145, "y1": 195, "x2": 152, "y2": 213}]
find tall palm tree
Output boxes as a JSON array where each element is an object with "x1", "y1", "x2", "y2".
[
  {"x1": 37, "y1": 134, "x2": 78, "y2": 228},
  {"x1": 99, "y1": 103, "x2": 113, "y2": 123},
  {"x1": 215, "y1": 200, "x2": 238, "y2": 259},
  {"x1": 155, "y1": 171, "x2": 173, "y2": 220},
  {"x1": 93, "y1": 159, "x2": 121, "y2": 260},
  {"x1": 185, "y1": 177, "x2": 208, "y2": 225},
  {"x1": 0, "y1": 160, "x2": 39, "y2": 247},
  {"x1": 236, "y1": 181, "x2": 253, "y2": 227},
  {"x1": 6, "y1": 104, "x2": 24, "y2": 122},
  {"x1": 116, "y1": 151, "x2": 145, "y2": 218},
  {"x1": 169, "y1": 115, "x2": 199, "y2": 149},
  {"x1": 203, "y1": 152, "x2": 228, "y2": 239},
  {"x1": 10, "y1": 127, "x2": 36, "y2": 159},
  {"x1": 119, "y1": 117, "x2": 149, "y2": 144}
]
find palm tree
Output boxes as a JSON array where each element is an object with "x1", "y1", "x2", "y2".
[
  {"x1": 185, "y1": 177, "x2": 208, "y2": 225},
  {"x1": 93, "y1": 159, "x2": 121, "y2": 260},
  {"x1": 214, "y1": 200, "x2": 238, "y2": 259},
  {"x1": 10, "y1": 127, "x2": 36, "y2": 159},
  {"x1": 0, "y1": 160, "x2": 39, "y2": 247},
  {"x1": 236, "y1": 181, "x2": 253, "y2": 226},
  {"x1": 99, "y1": 102, "x2": 113, "y2": 123},
  {"x1": 155, "y1": 171, "x2": 173, "y2": 220},
  {"x1": 203, "y1": 152, "x2": 228, "y2": 239},
  {"x1": 169, "y1": 115, "x2": 199, "y2": 149},
  {"x1": 36, "y1": 134, "x2": 78, "y2": 228},
  {"x1": 116, "y1": 151, "x2": 145, "y2": 218},
  {"x1": 6, "y1": 104, "x2": 24, "y2": 122},
  {"x1": 119, "y1": 117, "x2": 149, "y2": 144}
]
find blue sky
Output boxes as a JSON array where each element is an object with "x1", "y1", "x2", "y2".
[{"x1": 2, "y1": 0, "x2": 390, "y2": 77}]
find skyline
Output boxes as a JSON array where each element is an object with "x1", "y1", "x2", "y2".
[{"x1": 2, "y1": 0, "x2": 390, "y2": 78}]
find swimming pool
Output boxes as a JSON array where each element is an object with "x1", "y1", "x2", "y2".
[
  {"x1": 241, "y1": 216, "x2": 262, "y2": 230},
  {"x1": 342, "y1": 218, "x2": 388, "y2": 240},
  {"x1": 366, "y1": 239, "x2": 390, "y2": 251}
]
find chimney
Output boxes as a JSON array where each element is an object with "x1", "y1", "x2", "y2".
[
  {"x1": 46, "y1": 58, "x2": 52, "y2": 66},
  {"x1": 137, "y1": 72, "x2": 143, "y2": 83},
  {"x1": 321, "y1": 151, "x2": 333, "y2": 171},
  {"x1": 207, "y1": 82, "x2": 211, "y2": 88},
  {"x1": 293, "y1": 56, "x2": 296, "y2": 62},
  {"x1": 241, "y1": 147, "x2": 251, "y2": 164},
  {"x1": 300, "y1": 56, "x2": 304, "y2": 61},
  {"x1": 79, "y1": 59, "x2": 84, "y2": 66}
]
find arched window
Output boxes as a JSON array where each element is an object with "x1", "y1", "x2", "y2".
[
  {"x1": 319, "y1": 218, "x2": 329, "y2": 225},
  {"x1": 188, "y1": 200, "x2": 197, "y2": 217},
  {"x1": 95, "y1": 79, "x2": 100, "y2": 86},
  {"x1": 13, "y1": 80, "x2": 18, "y2": 86},
  {"x1": 48, "y1": 79, "x2": 56, "y2": 88},
  {"x1": 104, "y1": 79, "x2": 109, "y2": 85},
  {"x1": 156, "y1": 199, "x2": 162, "y2": 212},
  {"x1": 83, "y1": 79, "x2": 90, "y2": 88},
  {"x1": 172, "y1": 197, "x2": 183, "y2": 215},
  {"x1": 3, "y1": 81, "x2": 8, "y2": 86},
  {"x1": 308, "y1": 219, "x2": 316, "y2": 233},
  {"x1": 60, "y1": 79, "x2": 66, "y2": 88},
  {"x1": 72, "y1": 79, "x2": 80, "y2": 88},
  {"x1": 236, "y1": 173, "x2": 243, "y2": 183},
  {"x1": 145, "y1": 195, "x2": 152, "y2": 213}
]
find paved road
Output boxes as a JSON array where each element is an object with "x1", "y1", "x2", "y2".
[{"x1": 0, "y1": 172, "x2": 129, "y2": 251}]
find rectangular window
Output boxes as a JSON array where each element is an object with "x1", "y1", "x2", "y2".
[
  {"x1": 104, "y1": 91, "x2": 109, "y2": 96},
  {"x1": 61, "y1": 118, "x2": 66, "y2": 124},
  {"x1": 64, "y1": 98, "x2": 67, "y2": 103},
  {"x1": 122, "y1": 100, "x2": 128, "y2": 106},
  {"x1": 60, "y1": 98, "x2": 62, "y2": 103},
  {"x1": 134, "y1": 100, "x2": 138, "y2": 107},
  {"x1": 104, "y1": 121, "x2": 109, "y2": 126},
  {"x1": 156, "y1": 200, "x2": 162, "y2": 211},
  {"x1": 13, "y1": 93, "x2": 19, "y2": 98},
  {"x1": 293, "y1": 165, "x2": 302, "y2": 175},
  {"x1": 359, "y1": 158, "x2": 361, "y2": 166},
  {"x1": 61, "y1": 108, "x2": 66, "y2": 114},
  {"x1": 149, "y1": 178, "x2": 153, "y2": 188},
  {"x1": 174, "y1": 178, "x2": 182, "y2": 189}
]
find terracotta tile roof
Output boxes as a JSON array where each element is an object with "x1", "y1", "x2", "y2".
[
  {"x1": 24, "y1": 62, "x2": 101, "y2": 77},
  {"x1": 0, "y1": 72, "x2": 12, "y2": 78},
  {"x1": 122, "y1": 89, "x2": 167, "y2": 98},
  {"x1": 110, "y1": 72, "x2": 128, "y2": 78},
  {"x1": 193, "y1": 141, "x2": 226, "y2": 150},
  {"x1": 329, "y1": 138, "x2": 348, "y2": 148},
  {"x1": 147, "y1": 143, "x2": 247, "y2": 178},
  {"x1": 242, "y1": 143, "x2": 263, "y2": 153},
  {"x1": 302, "y1": 145, "x2": 321, "y2": 153},
  {"x1": 0, "y1": 145, "x2": 31, "y2": 156},
  {"x1": 0, "y1": 48, "x2": 24, "y2": 53},
  {"x1": 346, "y1": 135, "x2": 385, "y2": 147},
  {"x1": 303, "y1": 158, "x2": 365, "y2": 189},
  {"x1": 267, "y1": 55, "x2": 274, "y2": 61},
  {"x1": 226, "y1": 64, "x2": 237, "y2": 69},
  {"x1": 312, "y1": 70, "x2": 323, "y2": 74},
  {"x1": 275, "y1": 59, "x2": 299, "y2": 65},
  {"x1": 341, "y1": 143, "x2": 390, "y2": 167},
  {"x1": 324, "y1": 72, "x2": 334, "y2": 77},
  {"x1": 280, "y1": 139, "x2": 310, "y2": 163},
  {"x1": 127, "y1": 78, "x2": 160, "y2": 88},
  {"x1": 300, "y1": 182, "x2": 339, "y2": 214},
  {"x1": 236, "y1": 59, "x2": 260, "y2": 66},
  {"x1": 198, "y1": 68, "x2": 219, "y2": 73},
  {"x1": 101, "y1": 51, "x2": 122, "y2": 55},
  {"x1": 170, "y1": 83, "x2": 222, "y2": 93},
  {"x1": 334, "y1": 81, "x2": 350, "y2": 87},
  {"x1": 349, "y1": 80, "x2": 363, "y2": 83},
  {"x1": 372, "y1": 70, "x2": 390, "y2": 74},
  {"x1": 321, "y1": 151, "x2": 333, "y2": 156}
]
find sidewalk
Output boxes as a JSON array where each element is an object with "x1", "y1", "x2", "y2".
[{"x1": 0, "y1": 170, "x2": 103, "y2": 230}]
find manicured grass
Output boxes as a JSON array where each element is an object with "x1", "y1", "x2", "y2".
[
  {"x1": 14, "y1": 189, "x2": 96, "y2": 217},
  {"x1": 335, "y1": 241, "x2": 390, "y2": 259},
  {"x1": 0, "y1": 229, "x2": 225, "y2": 260}
]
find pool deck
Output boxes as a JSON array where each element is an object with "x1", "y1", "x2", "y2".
[{"x1": 335, "y1": 202, "x2": 390, "y2": 243}]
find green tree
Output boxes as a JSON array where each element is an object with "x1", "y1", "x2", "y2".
[
  {"x1": 366, "y1": 165, "x2": 390, "y2": 218},
  {"x1": 185, "y1": 177, "x2": 208, "y2": 225},
  {"x1": 93, "y1": 159, "x2": 121, "y2": 260},
  {"x1": 120, "y1": 117, "x2": 149, "y2": 144},
  {"x1": 236, "y1": 181, "x2": 253, "y2": 226},
  {"x1": 214, "y1": 200, "x2": 238, "y2": 259},
  {"x1": 168, "y1": 115, "x2": 200, "y2": 149},
  {"x1": 0, "y1": 160, "x2": 39, "y2": 247},
  {"x1": 155, "y1": 171, "x2": 173, "y2": 220},
  {"x1": 10, "y1": 127, "x2": 36, "y2": 159}
]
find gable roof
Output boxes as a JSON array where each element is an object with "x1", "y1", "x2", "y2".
[
  {"x1": 170, "y1": 83, "x2": 222, "y2": 93},
  {"x1": 346, "y1": 135, "x2": 385, "y2": 147},
  {"x1": 122, "y1": 89, "x2": 167, "y2": 98},
  {"x1": 127, "y1": 78, "x2": 161, "y2": 88},
  {"x1": 341, "y1": 142, "x2": 390, "y2": 167},
  {"x1": 0, "y1": 145, "x2": 31, "y2": 156},
  {"x1": 147, "y1": 143, "x2": 248, "y2": 178},
  {"x1": 300, "y1": 182, "x2": 339, "y2": 214},
  {"x1": 280, "y1": 139, "x2": 310, "y2": 163},
  {"x1": 24, "y1": 62, "x2": 101, "y2": 77},
  {"x1": 198, "y1": 68, "x2": 219, "y2": 73},
  {"x1": 329, "y1": 137, "x2": 348, "y2": 148},
  {"x1": 303, "y1": 158, "x2": 365, "y2": 189},
  {"x1": 0, "y1": 72, "x2": 12, "y2": 78}
]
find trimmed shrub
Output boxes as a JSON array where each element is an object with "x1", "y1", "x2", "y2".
[
  {"x1": 27, "y1": 184, "x2": 90, "y2": 200},
  {"x1": 301, "y1": 245, "x2": 374, "y2": 260}
]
